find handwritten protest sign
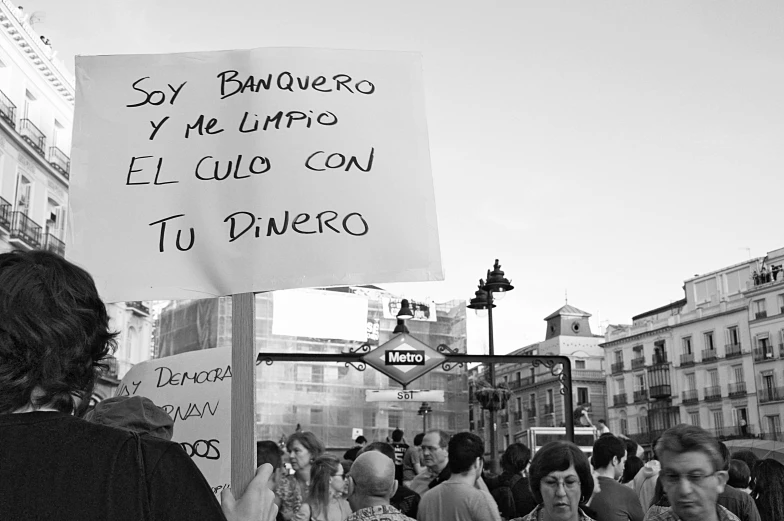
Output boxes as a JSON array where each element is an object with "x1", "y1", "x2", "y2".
[
  {"x1": 118, "y1": 348, "x2": 232, "y2": 495},
  {"x1": 68, "y1": 48, "x2": 442, "y2": 303}
]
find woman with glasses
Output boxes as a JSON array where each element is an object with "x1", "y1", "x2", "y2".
[
  {"x1": 511, "y1": 441, "x2": 595, "y2": 521},
  {"x1": 295, "y1": 455, "x2": 352, "y2": 521}
]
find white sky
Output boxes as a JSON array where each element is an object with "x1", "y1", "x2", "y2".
[{"x1": 25, "y1": 0, "x2": 784, "y2": 354}]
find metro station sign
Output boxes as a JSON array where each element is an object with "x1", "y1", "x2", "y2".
[{"x1": 361, "y1": 333, "x2": 446, "y2": 387}]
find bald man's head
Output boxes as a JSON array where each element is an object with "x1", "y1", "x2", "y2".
[{"x1": 350, "y1": 451, "x2": 397, "y2": 501}]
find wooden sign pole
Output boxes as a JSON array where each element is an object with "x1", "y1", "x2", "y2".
[{"x1": 231, "y1": 292, "x2": 257, "y2": 497}]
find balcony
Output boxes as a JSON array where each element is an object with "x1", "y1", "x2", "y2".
[
  {"x1": 543, "y1": 403, "x2": 554, "y2": 415},
  {"x1": 9, "y1": 212, "x2": 42, "y2": 248},
  {"x1": 613, "y1": 393, "x2": 628, "y2": 406},
  {"x1": 759, "y1": 386, "x2": 784, "y2": 404},
  {"x1": 708, "y1": 424, "x2": 756, "y2": 440},
  {"x1": 633, "y1": 389, "x2": 648, "y2": 403},
  {"x1": 0, "y1": 88, "x2": 15, "y2": 127},
  {"x1": 755, "y1": 311, "x2": 768, "y2": 320},
  {"x1": 680, "y1": 353, "x2": 695, "y2": 366},
  {"x1": 649, "y1": 385, "x2": 672, "y2": 398},
  {"x1": 127, "y1": 301, "x2": 151, "y2": 316},
  {"x1": 48, "y1": 147, "x2": 70, "y2": 178},
  {"x1": 725, "y1": 343, "x2": 743, "y2": 359},
  {"x1": 682, "y1": 389, "x2": 699, "y2": 404},
  {"x1": 754, "y1": 347, "x2": 777, "y2": 362},
  {"x1": 728, "y1": 382, "x2": 747, "y2": 397},
  {"x1": 704, "y1": 385, "x2": 722, "y2": 402},
  {"x1": 510, "y1": 376, "x2": 534, "y2": 389},
  {"x1": 513, "y1": 410, "x2": 523, "y2": 422},
  {"x1": 702, "y1": 349, "x2": 718, "y2": 362},
  {"x1": 652, "y1": 352, "x2": 668, "y2": 365},
  {"x1": 43, "y1": 233, "x2": 65, "y2": 256},
  {"x1": 0, "y1": 196, "x2": 11, "y2": 230},
  {"x1": 19, "y1": 119, "x2": 46, "y2": 157},
  {"x1": 631, "y1": 357, "x2": 646, "y2": 370},
  {"x1": 527, "y1": 407, "x2": 537, "y2": 419},
  {"x1": 611, "y1": 361, "x2": 625, "y2": 374},
  {"x1": 572, "y1": 369, "x2": 605, "y2": 380}
]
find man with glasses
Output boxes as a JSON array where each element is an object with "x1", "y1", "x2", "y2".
[
  {"x1": 646, "y1": 424, "x2": 739, "y2": 521},
  {"x1": 409, "y1": 429, "x2": 452, "y2": 495}
]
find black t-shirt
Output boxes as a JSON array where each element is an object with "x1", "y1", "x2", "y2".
[
  {"x1": 390, "y1": 442, "x2": 409, "y2": 483},
  {"x1": 0, "y1": 412, "x2": 226, "y2": 521}
]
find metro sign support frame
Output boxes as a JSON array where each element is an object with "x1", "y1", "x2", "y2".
[{"x1": 256, "y1": 333, "x2": 576, "y2": 442}]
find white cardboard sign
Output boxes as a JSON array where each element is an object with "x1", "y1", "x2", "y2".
[
  {"x1": 117, "y1": 348, "x2": 232, "y2": 496},
  {"x1": 68, "y1": 48, "x2": 442, "y2": 302}
]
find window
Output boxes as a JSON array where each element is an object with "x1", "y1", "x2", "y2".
[
  {"x1": 704, "y1": 332, "x2": 715, "y2": 351},
  {"x1": 546, "y1": 389, "x2": 553, "y2": 406},
  {"x1": 388, "y1": 411, "x2": 401, "y2": 429},
  {"x1": 733, "y1": 366, "x2": 743, "y2": 383},
  {"x1": 727, "y1": 326, "x2": 740, "y2": 346},
  {"x1": 682, "y1": 337, "x2": 692, "y2": 355},
  {"x1": 778, "y1": 294, "x2": 784, "y2": 314},
  {"x1": 637, "y1": 409, "x2": 648, "y2": 433},
  {"x1": 758, "y1": 335, "x2": 772, "y2": 357},
  {"x1": 686, "y1": 373, "x2": 696, "y2": 390},
  {"x1": 617, "y1": 378, "x2": 626, "y2": 394},
  {"x1": 695, "y1": 278, "x2": 718, "y2": 303},
  {"x1": 14, "y1": 174, "x2": 31, "y2": 214},
  {"x1": 754, "y1": 299, "x2": 767, "y2": 319},
  {"x1": 577, "y1": 387, "x2": 589, "y2": 405},
  {"x1": 712, "y1": 410, "x2": 724, "y2": 430},
  {"x1": 766, "y1": 415, "x2": 781, "y2": 438},
  {"x1": 516, "y1": 397, "x2": 522, "y2": 414},
  {"x1": 614, "y1": 351, "x2": 623, "y2": 364},
  {"x1": 575, "y1": 360, "x2": 586, "y2": 369},
  {"x1": 516, "y1": 371, "x2": 521, "y2": 382},
  {"x1": 690, "y1": 412, "x2": 700, "y2": 426},
  {"x1": 311, "y1": 408, "x2": 323, "y2": 425},
  {"x1": 311, "y1": 365, "x2": 323, "y2": 384},
  {"x1": 529, "y1": 393, "x2": 536, "y2": 411},
  {"x1": 709, "y1": 370, "x2": 719, "y2": 387}
]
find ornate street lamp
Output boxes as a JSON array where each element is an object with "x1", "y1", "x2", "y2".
[
  {"x1": 468, "y1": 260, "x2": 513, "y2": 472},
  {"x1": 393, "y1": 299, "x2": 414, "y2": 334}
]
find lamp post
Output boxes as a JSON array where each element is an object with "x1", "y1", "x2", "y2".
[
  {"x1": 418, "y1": 402, "x2": 432, "y2": 433},
  {"x1": 467, "y1": 260, "x2": 514, "y2": 473},
  {"x1": 393, "y1": 298, "x2": 414, "y2": 334}
]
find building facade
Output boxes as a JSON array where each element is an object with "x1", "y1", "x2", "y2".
[
  {"x1": 470, "y1": 304, "x2": 607, "y2": 454},
  {"x1": 603, "y1": 247, "x2": 784, "y2": 449}
]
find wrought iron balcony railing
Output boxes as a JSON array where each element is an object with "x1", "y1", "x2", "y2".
[
  {"x1": 543, "y1": 404, "x2": 554, "y2": 415},
  {"x1": 704, "y1": 385, "x2": 722, "y2": 401},
  {"x1": 613, "y1": 393, "x2": 628, "y2": 406},
  {"x1": 631, "y1": 357, "x2": 645, "y2": 370},
  {"x1": 44, "y1": 233, "x2": 65, "y2": 256},
  {"x1": 725, "y1": 343, "x2": 743, "y2": 359},
  {"x1": 702, "y1": 349, "x2": 718, "y2": 362},
  {"x1": 728, "y1": 382, "x2": 747, "y2": 397},
  {"x1": 0, "y1": 88, "x2": 15, "y2": 127},
  {"x1": 19, "y1": 119, "x2": 46, "y2": 157},
  {"x1": 759, "y1": 386, "x2": 784, "y2": 404},
  {"x1": 680, "y1": 353, "x2": 695, "y2": 366},
  {"x1": 652, "y1": 352, "x2": 668, "y2": 365},
  {"x1": 10, "y1": 211, "x2": 42, "y2": 248},
  {"x1": 649, "y1": 385, "x2": 672, "y2": 398},
  {"x1": 611, "y1": 361, "x2": 625, "y2": 374},
  {"x1": 682, "y1": 389, "x2": 699, "y2": 403},
  {"x1": 633, "y1": 389, "x2": 648, "y2": 402},
  {"x1": 527, "y1": 408, "x2": 537, "y2": 419},
  {"x1": 0, "y1": 196, "x2": 11, "y2": 229},
  {"x1": 48, "y1": 146, "x2": 70, "y2": 178},
  {"x1": 754, "y1": 347, "x2": 777, "y2": 361}
]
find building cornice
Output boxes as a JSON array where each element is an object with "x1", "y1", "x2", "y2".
[
  {"x1": 0, "y1": 2, "x2": 75, "y2": 105},
  {"x1": 600, "y1": 325, "x2": 671, "y2": 348}
]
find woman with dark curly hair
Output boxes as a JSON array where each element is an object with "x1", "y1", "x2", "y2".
[
  {"x1": 751, "y1": 459, "x2": 784, "y2": 521},
  {"x1": 511, "y1": 441, "x2": 595, "y2": 521},
  {"x1": 0, "y1": 250, "x2": 274, "y2": 521}
]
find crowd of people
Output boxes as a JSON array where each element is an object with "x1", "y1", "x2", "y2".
[{"x1": 3, "y1": 249, "x2": 784, "y2": 521}]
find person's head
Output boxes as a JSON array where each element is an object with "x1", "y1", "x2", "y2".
[
  {"x1": 731, "y1": 450, "x2": 759, "y2": 475},
  {"x1": 346, "y1": 451, "x2": 397, "y2": 511},
  {"x1": 598, "y1": 419, "x2": 607, "y2": 427},
  {"x1": 621, "y1": 456, "x2": 645, "y2": 485},
  {"x1": 500, "y1": 443, "x2": 532, "y2": 475},
  {"x1": 623, "y1": 437, "x2": 640, "y2": 462},
  {"x1": 591, "y1": 434, "x2": 627, "y2": 479},
  {"x1": 728, "y1": 459, "x2": 750, "y2": 489},
  {"x1": 355, "y1": 435, "x2": 367, "y2": 446},
  {"x1": 391, "y1": 428, "x2": 404, "y2": 443},
  {"x1": 421, "y1": 429, "x2": 450, "y2": 472},
  {"x1": 529, "y1": 441, "x2": 594, "y2": 521},
  {"x1": 0, "y1": 250, "x2": 118, "y2": 414},
  {"x1": 655, "y1": 424, "x2": 727, "y2": 521},
  {"x1": 717, "y1": 442, "x2": 731, "y2": 471},
  {"x1": 257, "y1": 440, "x2": 285, "y2": 490},
  {"x1": 751, "y1": 459, "x2": 784, "y2": 521},
  {"x1": 307, "y1": 455, "x2": 346, "y2": 517},
  {"x1": 286, "y1": 431, "x2": 325, "y2": 474},
  {"x1": 85, "y1": 396, "x2": 174, "y2": 440},
  {"x1": 360, "y1": 441, "x2": 396, "y2": 461},
  {"x1": 447, "y1": 432, "x2": 485, "y2": 479},
  {"x1": 413, "y1": 432, "x2": 425, "y2": 447}
]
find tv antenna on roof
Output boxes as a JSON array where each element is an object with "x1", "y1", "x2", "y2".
[{"x1": 739, "y1": 247, "x2": 751, "y2": 260}]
